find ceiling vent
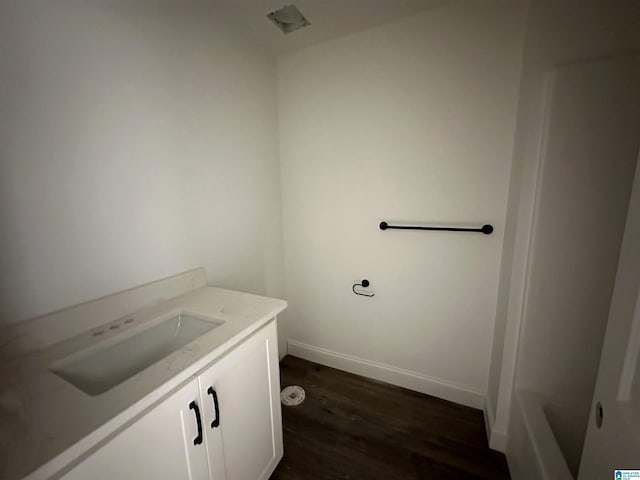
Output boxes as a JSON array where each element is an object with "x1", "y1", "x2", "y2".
[{"x1": 267, "y1": 5, "x2": 311, "y2": 34}]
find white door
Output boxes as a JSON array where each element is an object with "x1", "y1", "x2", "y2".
[
  {"x1": 197, "y1": 321, "x2": 283, "y2": 480},
  {"x1": 579, "y1": 149, "x2": 640, "y2": 477},
  {"x1": 59, "y1": 378, "x2": 210, "y2": 480}
]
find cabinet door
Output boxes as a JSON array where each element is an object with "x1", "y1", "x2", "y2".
[
  {"x1": 198, "y1": 321, "x2": 282, "y2": 480},
  {"x1": 59, "y1": 379, "x2": 210, "y2": 480}
]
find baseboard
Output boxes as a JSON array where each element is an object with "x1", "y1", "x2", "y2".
[
  {"x1": 484, "y1": 396, "x2": 508, "y2": 452},
  {"x1": 490, "y1": 428, "x2": 508, "y2": 453},
  {"x1": 484, "y1": 397, "x2": 494, "y2": 442},
  {"x1": 287, "y1": 340, "x2": 484, "y2": 409}
]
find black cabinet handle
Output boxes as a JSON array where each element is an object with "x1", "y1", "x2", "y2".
[
  {"x1": 207, "y1": 386, "x2": 220, "y2": 428},
  {"x1": 189, "y1": 400, "x2": 203, "y2": 445}
]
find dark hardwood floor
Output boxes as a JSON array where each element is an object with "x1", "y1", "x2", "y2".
[{"x1": 270, "y1": 355, "x2": 510, "y2": 480}]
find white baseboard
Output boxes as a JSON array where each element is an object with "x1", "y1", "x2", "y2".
[
  {"x1": 484, "y1": 396, "x2": 494, "y2": 442},
  {"x1": 490, "y1": 427, "x2": 508, "y2": 453},
  {"x1": 287, "y1": 340, "x2": 484, "y2": 409},
  {"x1": 484, "y1": 396, "x2": 508, "y2": 452}
]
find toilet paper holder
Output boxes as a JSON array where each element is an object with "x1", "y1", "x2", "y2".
[{"x1": 352, "y1": 279, "x2": 374, "y2": 297}]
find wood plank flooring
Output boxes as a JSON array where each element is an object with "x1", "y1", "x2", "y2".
[{"x1": 270, "y1": 356, "x2": 510, "y2": 480}]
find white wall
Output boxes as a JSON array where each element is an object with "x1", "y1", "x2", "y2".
[
  {"x1": 277, "y1": 1, "x2": 526, "y2": 406},
  {"x1": 0, "y1": 0, "x2": 284, "y2": 327},
  {"x1": 484, "y1": 0, "x2": 640, "y2": 472}
]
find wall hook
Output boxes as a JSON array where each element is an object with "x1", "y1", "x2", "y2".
[{"x1": 352, "y1": 279, "x2": 374, "y2": 297}]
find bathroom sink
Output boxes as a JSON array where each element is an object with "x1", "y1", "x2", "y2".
[{"x1": 51, "y1": 314, "x2": 224, "y2": 396}]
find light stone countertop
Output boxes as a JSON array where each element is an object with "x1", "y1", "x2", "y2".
[{"x1": 0, "y1": 286, "x2": 286, "y2": 480}]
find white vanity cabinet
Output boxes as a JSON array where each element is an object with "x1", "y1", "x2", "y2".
[
  {"x1": 197, "y1": 320, "x2": 283, "y2": 480},
  {"x1": 58, "y1": 320, "x2": 282, "y2": 480},
  {"x1": 57, "y1": 377, "x2": 210, "y2": 480}
]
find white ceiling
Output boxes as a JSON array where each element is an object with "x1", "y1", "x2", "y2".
[{"x1": 215, "y1": 0, "x2": 449, "y2": 56}]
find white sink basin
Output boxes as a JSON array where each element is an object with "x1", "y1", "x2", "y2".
[{"x1": 51, "y1": 314, "x2": 224, "y2": 396}]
